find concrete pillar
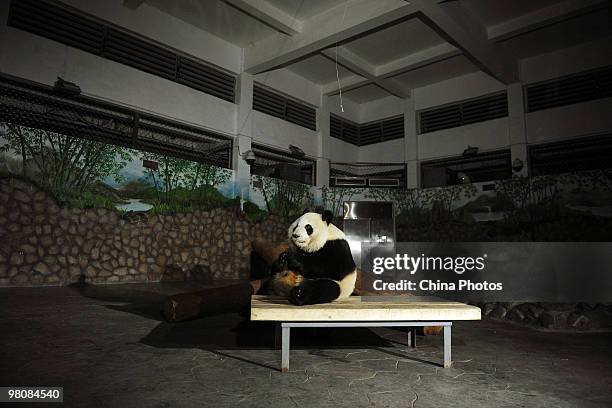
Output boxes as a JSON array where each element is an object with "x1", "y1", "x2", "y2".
[
  {"x1": 316, "y1": 94, "x2": 330, "y2": 190},
  {"x1": 404, "y1": 96, "x2": 419, "y2": 189},
  {"x1": 507, "y1": 82, "x2": 528, "y2": 177},
  {"x1": 233, "y1": 72, "x2": 253, "y2": 202}
]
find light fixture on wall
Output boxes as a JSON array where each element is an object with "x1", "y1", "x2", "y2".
[
  {"x1": 53, "y1": 77, "x2": 81, "y2": 96},
  {"x1": 512, "y1": 158, "x2": 524, "y2": 173},
  {"x1": 288, "y1": 144, "x2": 305, "y2": 158},
  {"x1": 462, "y1": 145, "x2": 479, "y2": 157},
  {"x1": 242, "y1": 150, "x2": 256, "y2": 166},
  {"x1": 456, "y1": 171, "x2": 471, "y2": 184}
]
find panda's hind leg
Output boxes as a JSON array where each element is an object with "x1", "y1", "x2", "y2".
[{"x1": 288, "y1": 278, "x2": 340, "y2": 306}]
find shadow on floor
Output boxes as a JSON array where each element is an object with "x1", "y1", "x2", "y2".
[{"x1": 70, "y1": 282, "x2": 425, "y2": 370}]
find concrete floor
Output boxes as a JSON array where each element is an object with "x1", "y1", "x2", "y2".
[{"x1": 1, "y1": 283, "x2": 611, "y2": 408}]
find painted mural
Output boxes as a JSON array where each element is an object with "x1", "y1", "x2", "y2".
[
  {"x1": 0, "y1": 124, "x2": 237, "y2": 214},
  {"x1": 321, "y1": 170, "x2": 612, "y2": 242},
  {"x1": 2, "y1": 123, "x2": 611, "y2": 239}
]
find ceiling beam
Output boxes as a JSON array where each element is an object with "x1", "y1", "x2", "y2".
[
  {"x1": 416, "y1": 0, "x2": 518, "y2": 84},
  {"x1": 488, "y1": 0, "x2": 610, "y2": 42},
  {"x1": 376, "y1": 42, "x2": 461, "y2": 78},
  {"x1": 321, "y1": 74, "x2": 370, "y2": 96},
  {"x1": 243, "y1": 0, "x2": 419, "y2": 74},
  {"x1": 321, "y1": 47, "x2": 410, "y2": 98},
  {"x1": 223, "y1": 0, "x2": 302, "y2": 35}
]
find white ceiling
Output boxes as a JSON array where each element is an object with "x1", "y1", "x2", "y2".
[
  {"x1": 143, "y1": 0, "x2": 612, "y2": 105},
  {"x1": 286, "y1": 54, "x2": 354, "y2": 85},
  {"x1": 392, "y1": 55, "x2": 478, "y2": 90},
  {"x1": 342, "y1": 84, "x2": 389, "y2": 104},
  {"x1": 497, "y1": 10, "x2": 612, "y2": 60},
  {"x1": 460, "y1": 0, "x2": 563, "y2": 26},
  {"x1": 344, "y1": 19, "x2": 446, "y2": 66},
  {"x1": 264, "y1": 0, "x2": 346, "y2": 21}
]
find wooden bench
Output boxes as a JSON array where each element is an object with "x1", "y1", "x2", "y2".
[{"x1": 251, "y1": 295, "x2": 481, "y2": 372}]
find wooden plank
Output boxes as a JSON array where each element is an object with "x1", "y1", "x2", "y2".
[{"x1": 251, "y1": 295, "x2": 481, "y2": 322}]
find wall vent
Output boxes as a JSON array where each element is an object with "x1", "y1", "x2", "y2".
[
  {"x1": 525, "y1": 65, "x2": 612, "y2": 112},
  {"x1": 330, "y1": 162, "x2": 406, "y2": 188},
  {"x1": 330, "y1": 115, "x2": 404, "y2": 146},
  {"x1": 8, "y1": 0, "x2": 236, "y2": 103},
  {"x1": 419, "y1": 92, "x2": 508, "y2": 134},
  {"x1": 252, "y1": 84, "x2": 316, "y2": 131},
  {"x1": 529, "y1": 135, "x2": 612, "y2": 176}
]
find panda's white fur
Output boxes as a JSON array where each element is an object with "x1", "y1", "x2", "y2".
[
  {"x1": 288, "y1": 212, "x2": 345, "y2": 253},
  {"x1": 285, "y1": 212, "x2": 357, "y2": 303}
]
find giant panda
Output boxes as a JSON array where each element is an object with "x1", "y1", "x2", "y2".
[{"x1": 271, "y1": 210, "x2": 357, "y2": 306}]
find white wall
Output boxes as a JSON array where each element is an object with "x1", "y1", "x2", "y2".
[
  {"x1": 328, "y1": 137, "x2": 360, "y2": 162},
  {"x1": 526, "y1": 98, "x2": 612, "y2": 144},
  {"x1": 62, "y1": 0, "x2": 242, "y2": 73},
  {"x1": 359, "y1": 95, "x2": 403, "y2": 123},
  {"x1": 520, "y1": 36, "x2": 612, "y2": 85},
  {"x1": 520, "y1": 37, "x2": 612, "y2": 146},
  {"x1": 418, "y1": 118, "x2": 510, "y2": 161},
  {"x1": 254, "y1": 68, "x2": 321, "y2": 108},
  {"x1": 329, "y1": 95, "x2": 361, "y2": 123},
  {"x1": 0, "y1": 27, "x2": 238, "y2": 136},
  {"x1": 413, "y1": 71, "x2": 506, "y2": 111},
  {"x1": 358, "y1": 139, "x2": 405, "y2": 162},
  {"x1": 251, "y1": 111, "x2": 319, "y2": 157}
]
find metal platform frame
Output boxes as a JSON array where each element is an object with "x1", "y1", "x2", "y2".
[{"x1": 275, "y1": 321, "x2": 452, "y2": 372}]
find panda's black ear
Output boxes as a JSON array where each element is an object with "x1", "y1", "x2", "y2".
[
  {"x1": 301, "y1": 208, "x2": 310, "y2": 216},
  {"x1": 321, "y1": 210, "x2": 333, "y2": 225}
]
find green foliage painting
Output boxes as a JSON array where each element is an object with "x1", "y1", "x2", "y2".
[
  {"x1": 252, "y1": 175, "x2": 313, "y2": 220},
  {"x1": 322, "y1": 186, "x2": 359, "y2": 218},
  {"x1": 1, "y1": 124, "x2": 235, "y2": 213}
]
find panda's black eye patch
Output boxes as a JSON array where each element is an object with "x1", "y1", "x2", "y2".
[{"x1": 305, "y1": 224, "x2": 313, "y2": 235}]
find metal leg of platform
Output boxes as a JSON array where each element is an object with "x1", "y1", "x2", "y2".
[
  {"x1": 278, "y1": 321, "x2": 452, "y2": 372},
  {"x1": 407, "y1": 328, "x2": 416, "y2": 348},
  {"x1": 281, "y1": 325, "x2": 290, "y2": 372},
  {"x1": 444, "y1": 324, "x2": 452, "y2": 368}
]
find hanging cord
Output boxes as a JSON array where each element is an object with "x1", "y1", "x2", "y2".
[{"x1": 334, "y1": 1, "x2": 349, "y2": 112}]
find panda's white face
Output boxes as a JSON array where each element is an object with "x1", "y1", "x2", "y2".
[
  {"x1": 288, "y1": 212, "x2": 327, "y2": 252},
  {"x1": 288, "y1": 212, "x2": 345, "y2": 252}
]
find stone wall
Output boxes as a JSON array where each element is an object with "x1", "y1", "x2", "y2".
[
  {"x1": 479, "y1": 302, "x2": 612, "y2": 331},
  {"x1": 0, "y1": 177, "x2": 289, "y2": 286}
]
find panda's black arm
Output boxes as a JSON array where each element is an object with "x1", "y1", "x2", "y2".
[
  {"x1": 288, "y1": 278, "x2": 340, "y2": 306},
  {"x1": 271, "y1": 251, "x2": 304, "y2": 275}
]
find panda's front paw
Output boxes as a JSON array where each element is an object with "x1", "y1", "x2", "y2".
[{"x1": 289, "y1": 285, "x2": 309, "y2": 306}]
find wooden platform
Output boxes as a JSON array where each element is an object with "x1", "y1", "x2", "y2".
[{"x1": 251, "y1": 295, "x2": 481, "y2": 322}]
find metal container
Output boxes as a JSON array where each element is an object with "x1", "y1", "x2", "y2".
[{"x1": 343, "y1": 201, "x2": 395, "y2": 268}]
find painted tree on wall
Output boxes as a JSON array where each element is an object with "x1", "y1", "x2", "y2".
[
  {"x1": 139, "y1": 151, "x2": 233, "y2": 212},
  {"x1": 252, "y1": 175, "x2": 313, "y2": 220},
  {"x1": 1, "y1": 123, "x2": 132, "y2": 198},
  {"x1": 321, "y1": 186, "x2": 359, "y2": 217},
  {"x1": 364, "y1": 187, "x2": 422, "y2": 215}
]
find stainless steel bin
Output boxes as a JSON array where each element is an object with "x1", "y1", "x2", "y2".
[{"x1": 343, "y1": 201, "x2": 395, "y2": 268}]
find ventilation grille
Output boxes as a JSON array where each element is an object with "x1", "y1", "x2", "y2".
[
  {"x1": 330, "y1": 115, "x2": 404, "y2": 146},
  {"x1": 0, "y1": 74, "x2": 232, "y2": 168},
  {"x1": 526, "y1": 66, "x2": 612, "y2": 112},
  {"x1": 8, "y1": 0, "x2": 235, "y2": 103},
  {"x1": 529, "y1": 135, "x2": 612, "y2": 176},
  {"x1": 252, "y1": 84, "x2": 316, "y2": 130},
  {"x1": 330, "y1": 162, "x2": 406, "y2": 188},
  {"x1": 419, "y1": 92, "x2": 508, "y2": 134}
]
